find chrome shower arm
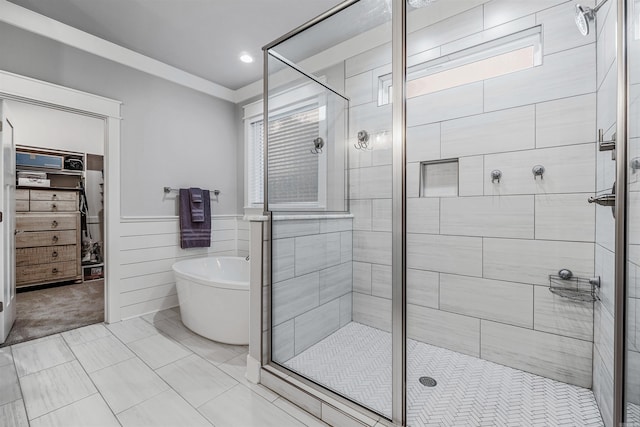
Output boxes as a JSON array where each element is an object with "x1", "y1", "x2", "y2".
[{"x1": 592, "y1": 0, "x2": 609, "y2": 13}]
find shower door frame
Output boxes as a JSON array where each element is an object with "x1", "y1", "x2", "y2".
[
  {"x1": 616, "y1": 0, "x2": 629, "y2": 425},
  {"x1": 260, "y1": 0, "x2": 408, "y2": 425}
]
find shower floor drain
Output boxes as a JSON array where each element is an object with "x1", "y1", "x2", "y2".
[{"x1": 419, "y1": 376, "x2": 437, "y2": 387}]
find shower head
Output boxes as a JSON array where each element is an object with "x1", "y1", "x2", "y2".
[
  {"x1": 574, "y1": 0, "x2": 610, "y2": 36},
  {"x1": 574, "y1": 4, "x2": 593, "y2": 36},
  {"x1": 407, "y1": 0, "x2": 437, "y2": 8}
]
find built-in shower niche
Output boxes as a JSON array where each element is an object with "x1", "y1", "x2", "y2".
[{"x1": 420, "y1": 159, "x2": 459, "y2": 198}]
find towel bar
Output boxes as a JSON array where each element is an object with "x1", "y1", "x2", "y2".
[{"x1": 164, "y1": 187, "x2": 221, "y2": 196}]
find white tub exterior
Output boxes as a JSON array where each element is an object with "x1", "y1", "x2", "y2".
[{"x1": 172, "y1": 256, "x2": 250, "y2": 345}]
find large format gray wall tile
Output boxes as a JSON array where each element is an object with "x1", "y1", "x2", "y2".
[
  {"x1": 272, "y1": 238, "x2": 295, "y2": 283},
  {"x1": 535, "y1": 194, "x2": 596, "y2": 242},
  {"x1": 534, "y1": 286, "x2": 593, "y2": 342},
  {"x1": 484, "y1": 44, "x2": 595, "y2": 112},
  {"x1": 441, "y1": 106, "x2": 535, "y2": 158},
  {"x1": 371, "y1": 264, "x2": 392, "y2": 299},
  {"x1": 483, "y1": 0, "x2": 566, "y2": 29},
  {"x1": 294, "y1": 299, "x2": 341, "y2": 354},
  {"x1": 353, "y1": 231, "x2": 392, "y2": 265},
  {"x1": 483, "y1": 238, "x2": 594, "y2": 286},
  {"x1": 408, "y1": 234, "x2": 483, "y2": 277},
  {"x1": 480, "y1": 320, "x2": 593, "y2": 388},
  {"x1": 483, "y1": 144, "x2": 596, "y2": 196},
  {"x1": 319, "y1": 262, "x2": 352, "y2": 305},
  {"x1": 272, "y1": 272, "x2": 319, "y2": 326},
  {"x1": 535, "y1": 94, "x2": 596, "y2": 148},
  {"x1": 407, "y1": 82, "x2": 484, "y2": 126},
  {"x1": 353, "y1": 293, "x2": 392, "y2": 332},
  {"x1": 272, "y1": 320, "x2": 294, "y2": 363},
  {"x1": 407, "y1": 269, "x2": 439, "y2": 309},
  {"x1": 408, "y1": 6, "x2": 483, "y2": 57},
  {"x1": 440, "y1": 274, "x2": 533, "y2": 328},
  {"x1": 458, "y1": 156, "x2": 484, "y2": 196},
  {"x1": 353, "y1": 262, "x2": 372, "y2": 294},
  {"x1": 408, "y1": 304, "x2": 480, "y2": 357},
  {"x1": 272, "y1": 220, "x2": 320, "y2": 239},
  {"x1": 350, "y1": 165, "x2": 393, "y2": 199},
  {"x1": 440, "y1": 195, "x2": 534, "y2": 239},
  {"x1": 406, "y1": 123, "x2": 440, "y2": 162},
  {"x1": 406, "y1": 198, "x2": 439, "y2": 234},
  {"x1": 295, "y1": 233, "x2": 341, "y2": 276}
]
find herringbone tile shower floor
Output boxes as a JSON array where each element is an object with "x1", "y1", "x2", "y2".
[{"x1": 285, "y1": 322, "x2": 604, "y2": 427}]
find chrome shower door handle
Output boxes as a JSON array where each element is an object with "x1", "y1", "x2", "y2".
[{"x1": 588, "y1": 194, "x2": 615, "y2": 207}]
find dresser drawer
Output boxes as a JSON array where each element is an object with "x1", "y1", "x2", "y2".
[
  {"x1": 16, "y1": 245, "x2": 77, "y2": 267},
  {"x1": 16, "y1": 189, "x2": 29, "y2": 200},
  {"x1": 16, "y1": 213, "x2": 78, "y2": 232},
  {"x1": 16, "y1": 230, "x2": 77, "y2": 248},
  {"x1": 30, "y1": 189, "x2": 78, "y2": 202},
  {"x1": 16, "y1": 261, "x2": 78, "y2": 286},
  {"x1": 16, "y1": 200, "x2": 29, "y2": 212},
  {"x1": 29, "y1": 200, "x2": 77, "y2": 212}
]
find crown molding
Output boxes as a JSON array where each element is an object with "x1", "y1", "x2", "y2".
[{"x1": 0, "y1": 0, "x2": 236, "y2": 103}]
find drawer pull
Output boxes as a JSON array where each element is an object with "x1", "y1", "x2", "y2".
[
  {"x1": 52, "y1": 251, "x2": 58, "y2": 258},
  {"x1": 52, "y1": 235, "x2": 59, "y2": 243},
  {"x1": 51, "y1": 220, "x2": 58, "y2": 228},
  {"x1": 52, "y1": 268, "x2": 59, "y2": 274},
  {"x1": 52, "y1": 194, "x2": 58, "y2": 200},
  {"x1": 52, "y1": 204, "x2": 58, "y2": 210}
]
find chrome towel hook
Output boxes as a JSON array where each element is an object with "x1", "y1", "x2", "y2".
[
  {"x1": 354, "y1": 130, "x2": 372, "y2": 151},
  {"x1": 310, "y1": 137, "x2": 324, "y2": 154}
]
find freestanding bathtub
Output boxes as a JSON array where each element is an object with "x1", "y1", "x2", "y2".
[{"x1": 172, "y1": 256, "x2": 250, "y2": 345}]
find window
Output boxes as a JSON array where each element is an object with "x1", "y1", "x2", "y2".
[
  {"x1": 244, "y1": 82, "x2": 327, "y2": 210},
  {"x1": 379, "y1": 25, "x2": 543, "y2": 104}
]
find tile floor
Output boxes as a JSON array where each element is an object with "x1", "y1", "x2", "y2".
[
  {"x1": 0, "y1": 308, "x2": 329, "y2": 427},
  {"x1": 285, "y1": 322, "x2": 605, "y2": 427}
]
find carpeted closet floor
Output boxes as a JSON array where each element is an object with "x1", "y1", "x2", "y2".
[{"x1": 2, "y1": 280, "x2": 104, "y2": 347}]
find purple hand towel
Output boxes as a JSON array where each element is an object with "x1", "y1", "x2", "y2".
[
  {"x1": 179, "y1": 188, "x2": 211, "y2": 248},
  {"x1": 189, "y1": 187, "x2": 205, "y2": 223}
]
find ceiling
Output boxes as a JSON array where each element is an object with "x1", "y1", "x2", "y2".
[{"x1": 8, "y1": 0, "x2": 344, "y2": 90}]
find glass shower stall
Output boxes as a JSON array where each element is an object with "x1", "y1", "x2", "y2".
[{"x1": 259, "y1": 0, "x2": 638, "y2": 425}]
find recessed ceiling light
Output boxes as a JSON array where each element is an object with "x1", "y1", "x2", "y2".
[{"x1": 240, "y1": 53, "x2": 254, "y2": 63}]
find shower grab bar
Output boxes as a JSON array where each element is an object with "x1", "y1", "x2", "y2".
[{"x1": 163, "y1": 187, "x2": 220, "y2": 196}]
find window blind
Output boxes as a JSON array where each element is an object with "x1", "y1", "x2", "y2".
[{"x1": 268, "y1": 106, "x2": 320, "y2": 205}]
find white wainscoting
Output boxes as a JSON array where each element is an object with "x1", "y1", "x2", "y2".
[{"x1": 118, "y1": 215, "x2": 245, "y2": 320}]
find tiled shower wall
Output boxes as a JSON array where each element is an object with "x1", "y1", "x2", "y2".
[
  {"x1": 592, "y1": 1, "x2": 617, "y2": 425},
  {"x1": 270, "y1": 217, "x2": 353, "y2": 363},
  {"x1": 348, "y1": 0, "x2": 598, "y2": 388}
]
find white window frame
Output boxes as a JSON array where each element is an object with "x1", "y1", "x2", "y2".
[{"x1": 243, "y1": 79, "x2": 329, "y2": 212}]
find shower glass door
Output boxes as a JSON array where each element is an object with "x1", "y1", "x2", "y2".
[
  {"x1": 405, "y1": 1, "x2": 605, "y2": 425},
  {"x1": 265, "y1": 0, "x2": 395, "y2": 418}
]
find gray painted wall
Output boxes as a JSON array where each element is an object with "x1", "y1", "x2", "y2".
[{"x1": 0, "y1": 22, "x2": 238, "y2": 217}]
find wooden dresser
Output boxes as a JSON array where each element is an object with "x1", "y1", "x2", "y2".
[{"x1": 15, "y1": 188, "x2": 82, "y2": 288}]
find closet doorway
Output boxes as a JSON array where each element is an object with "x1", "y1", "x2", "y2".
[
  {"x1": 0, "y1": 70, "x2": 121, "y2": 346},
  {"x1": 1, "y1": 101, "x2": 106, "y2": 346}
]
